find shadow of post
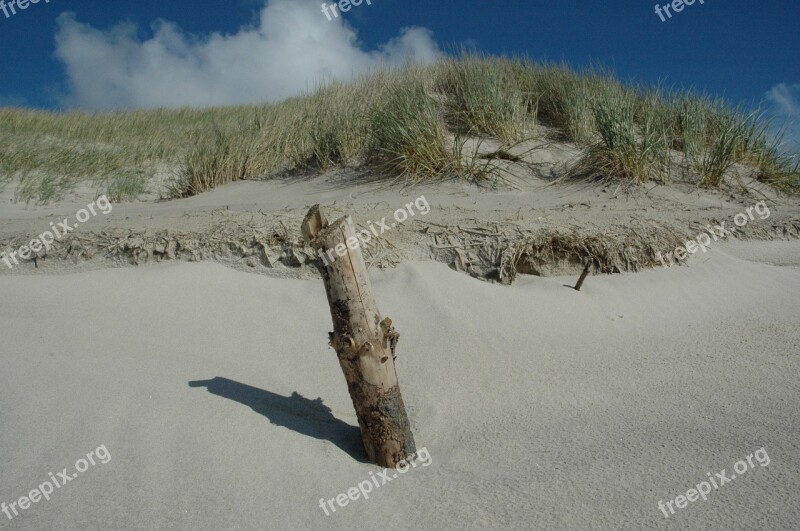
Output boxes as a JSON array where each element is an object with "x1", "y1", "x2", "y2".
[{"x1": 189, "y1": 377, "x2": 366, "y2": 462}]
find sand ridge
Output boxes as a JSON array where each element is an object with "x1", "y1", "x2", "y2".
[{"x1": 1, "y1": 171, "x2": 798, "y2": 281}]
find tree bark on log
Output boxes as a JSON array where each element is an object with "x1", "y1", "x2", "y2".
[{"x1": 301, "y1": 205, "x2": 416, "y2": 468}]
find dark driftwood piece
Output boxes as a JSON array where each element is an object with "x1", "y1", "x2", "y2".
[
  {"x1": 574, "y1": 261, "x2": 592, "y2": 291},
  {"x1": 301, "y1": 205, "x2": 416, "y2": 467}
]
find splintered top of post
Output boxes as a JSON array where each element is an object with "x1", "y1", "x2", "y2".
[
  {"x1": 302, "y1": 206, "x2": 351, "y2": 247},
  {"x1": 301, "y1": 205, "x2": 329, "y2": 244}
]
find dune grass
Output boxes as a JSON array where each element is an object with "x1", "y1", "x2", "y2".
[
  {"x1": 567, "y1": 84, "x2": 672, "y2": 184},
  {"x1": 435, "y1": 56, "x2": 529, "y2": 142},
  {"x1": 367, "y1": 73, "x2": 455, "y2": 181},
  {"x1": 0, "y1": 54, "x2": 797, "y2": 203}
]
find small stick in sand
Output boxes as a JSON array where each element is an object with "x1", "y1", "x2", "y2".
[{"x1": 574, "y1": 261, "x2": 592, "y2": 291}]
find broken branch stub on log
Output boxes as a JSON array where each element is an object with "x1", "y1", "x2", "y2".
[{"x1": 301, "y1": 205, "x2": 416, "y2": 468}]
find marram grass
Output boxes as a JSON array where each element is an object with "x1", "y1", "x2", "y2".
[{"x1": 0, "y1": 55, "x2": 797, "y2": 203}]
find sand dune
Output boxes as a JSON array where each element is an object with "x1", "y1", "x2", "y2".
[{"x1": 1, "y1": 241, "x2": 798, "y2": 529}]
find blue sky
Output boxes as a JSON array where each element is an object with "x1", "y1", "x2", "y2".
[{"x1": 0, "y1": 0, "x2": 798, "y2": 143}]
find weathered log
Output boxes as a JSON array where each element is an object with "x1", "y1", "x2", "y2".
[{"x1": 301, "y1": 205, "x2": 416, "y2": 467}]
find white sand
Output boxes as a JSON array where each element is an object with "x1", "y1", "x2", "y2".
[{"x1": 1, "y1": 241, "x2": 799, "y2": 529}]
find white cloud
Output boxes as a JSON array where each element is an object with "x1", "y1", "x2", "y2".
[
  {"x1": 766, "y1": 82, "x2": 800, "y2": 152},
  {"x1": 767, "y1": 83, "x2": 800, "y2": 116},
  {"x1": 54, "y1": 0, "x2": 441, "y2": 110}
]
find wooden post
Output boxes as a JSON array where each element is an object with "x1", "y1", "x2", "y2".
[{"x1": 301, "y1": 205, "x2": 416, "y2": 468}]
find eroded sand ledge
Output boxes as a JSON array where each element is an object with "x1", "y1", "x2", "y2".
[{"x1": 1, "y1": 174, "x2": 799, "y2": 282}]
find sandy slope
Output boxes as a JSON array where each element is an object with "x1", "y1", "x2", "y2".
[
  {"x1": 1, "y1": 241, "x2": 798, "y2": 530},
  {"x1": 1, "y1": 172, "x2": 799, "y2": 284}
]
